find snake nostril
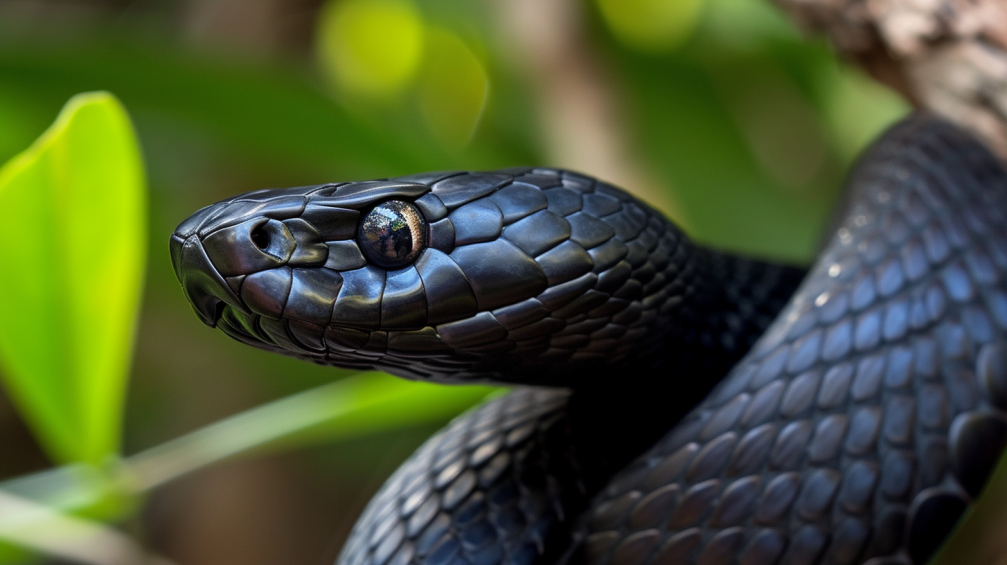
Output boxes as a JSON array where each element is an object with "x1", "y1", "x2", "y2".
[{"x1": 250, "y1": 227, "x2": 270, "y2": 251}]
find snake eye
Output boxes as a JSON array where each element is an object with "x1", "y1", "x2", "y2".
[{"x1": 358, "y1": 200, "x2": 428, "y2": 268}]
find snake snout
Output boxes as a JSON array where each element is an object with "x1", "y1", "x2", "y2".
[
  {"x1": 170, "y1": 233, "x2": 243, "y2": 327},
  {"x1": 170, "y1": 200, "x2": 333, "y2": 339}
]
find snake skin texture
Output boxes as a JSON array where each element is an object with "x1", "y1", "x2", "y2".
[
  {"x1": 171, "y1": 167, "x2": 802, "y2": 387},
  {"x1": 170, "y1": 114, "x2": 1007, "y2": 565},
  {"x1": 567, "y1": 116, "x2": 1007, "y2": 565},
  {"x1": 172, "y1": 163, "x2": 804, "y2": 565},
  {"x1": 338, "y1": 388, "x2": 580, "y2": 565},
  {"x1": 330, "y1": 246, "x2": 807, "y2": 565}
]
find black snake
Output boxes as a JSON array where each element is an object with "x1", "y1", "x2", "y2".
[{"x1": 169, "y1": 115, "x2": 1007, "y2": 565}]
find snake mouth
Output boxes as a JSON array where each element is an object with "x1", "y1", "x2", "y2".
[
  {"x1": 171, "y1": 229, "x2": 330, "y2": 359},
  {"x1": 210, "y1": 300, "x2": 227, "y2": 326}
]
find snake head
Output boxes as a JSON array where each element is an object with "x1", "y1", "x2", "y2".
[{"x1": 170, "y1": 168, "x2": 688, "y2": 384}]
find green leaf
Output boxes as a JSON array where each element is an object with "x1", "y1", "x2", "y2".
[{"x1": 0, "y1": 92, "x2": 147, "y2": 465}]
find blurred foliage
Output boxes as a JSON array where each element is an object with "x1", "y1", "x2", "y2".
[
  {"x1": 0, "y1": 0, "x2": 918, "y2": 562},
  {"x1": 124, "y1": 372, "x2": 497, "y2": 492},
  {"x1": 595, "y1": 0, "x2": 705, "y2": 52},
  {"x1": 317, "y1": 0, "x2": 491, "y2": 150},
  {"x1": 317, "y1": 0, "x2": 425, "y2": 99},
  {"x1": 416, "y1": 27, "x2": 489, "y2": 149},
  {"x1": 592, "y1": 0, "x2": 908, "y2": 260},
  {"x1": 0, "y1": 92, "x2": 146, "y2": 467}
]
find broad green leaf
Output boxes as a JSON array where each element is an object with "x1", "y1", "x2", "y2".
[
  {"x1": 0, "y1": 92, "x2": 146, "y2": 465},
  {"x1": 316, "y1": 0, "x2": 425, "y2": 99}
]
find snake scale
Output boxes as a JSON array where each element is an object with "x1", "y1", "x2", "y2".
[{"x1": 170, "y1": 115, "x2": 1007, "y2": 565}]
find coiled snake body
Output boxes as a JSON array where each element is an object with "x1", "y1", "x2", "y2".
[{"x1": 171, "y1": 116, "x2": 1007, "y2": 565}]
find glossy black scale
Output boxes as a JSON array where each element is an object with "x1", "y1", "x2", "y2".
[
  {"x1": 171, "y1": 166, "x2": 801, "y2": 387},
  {"x1": 568, "y1": 116, "x2": 1007, "y2": 565},
  {"x1": 170, "y1": 115, "x2": 1007, "y2": 565}
]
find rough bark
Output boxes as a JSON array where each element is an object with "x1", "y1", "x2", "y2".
[{"x1": 771, "y1": 0, "x2": 1007, "y2": 158}]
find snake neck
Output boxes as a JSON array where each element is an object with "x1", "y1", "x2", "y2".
[
  {"x1": 607, "y1": 240, "x2": 807, "y2": 389},
  {"x1": 565, "y1": 245, "x2": 806, "y2": 491},
  {"x1": 674, "y1": 246, "x2": 807, "y2": 374}
]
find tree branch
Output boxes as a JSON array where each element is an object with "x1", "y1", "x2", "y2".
[{"x1": 771, "y1": 0, "x2": 1007, "y2": 157}]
